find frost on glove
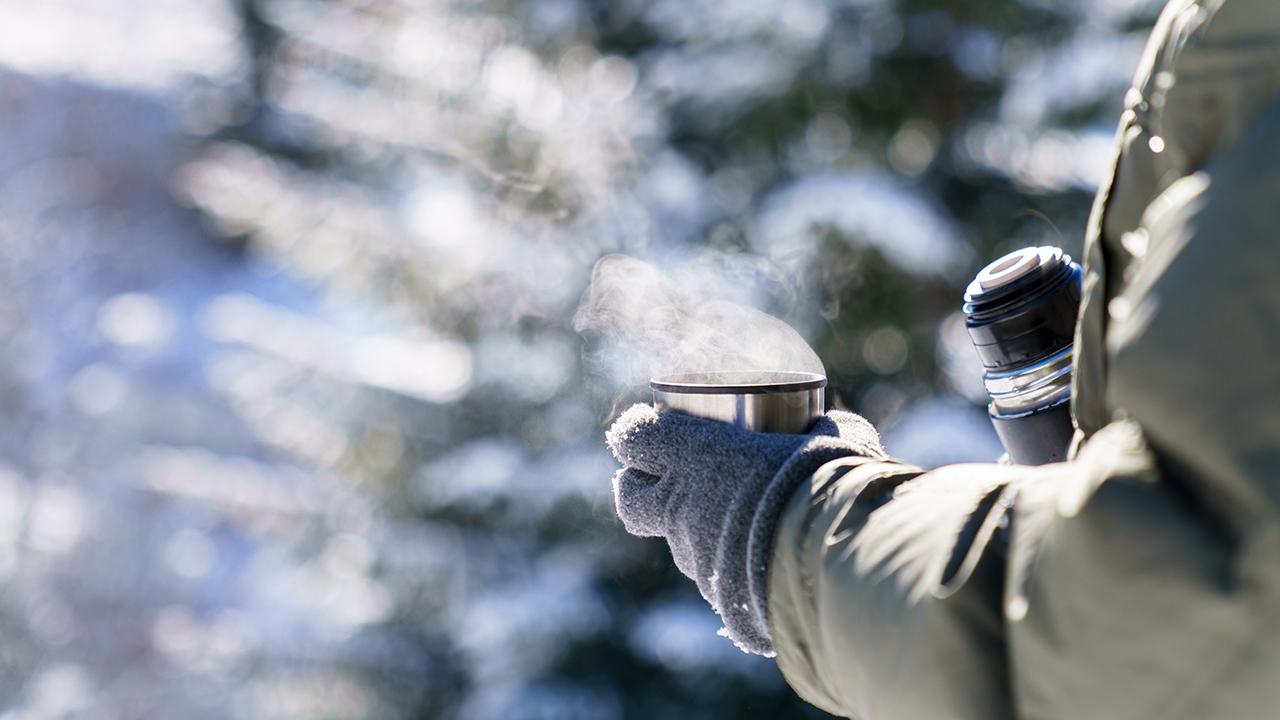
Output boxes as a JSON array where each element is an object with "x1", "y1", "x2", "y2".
[{"x1": 606, "y1": 404, "x2": 886, "y2": 655}]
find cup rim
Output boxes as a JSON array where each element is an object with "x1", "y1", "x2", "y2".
[{"x1": 650, "y1": 371, "x2": 826, "y2": 395}]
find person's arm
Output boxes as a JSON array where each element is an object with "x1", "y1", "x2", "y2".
[
  {"x1": 768, "y1": 89, "x2": 1280, "y2": 720},
  {"x1": 762, "y1": 422, "x2": 1172, "y2": 712},
  {"x1": 610, "y1": 157, "x2": 1276, "y2": 719},
  {"x1": 767, "y1": 456, "x2": 1021, "y2": 719}
]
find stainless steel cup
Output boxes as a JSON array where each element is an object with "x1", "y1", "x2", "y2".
[{"x1": 650, "y1": 371, "x2": 826, "y2": 434}]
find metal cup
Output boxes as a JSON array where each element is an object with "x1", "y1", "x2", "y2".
[{"x1": 650, "y1": 371, "x2": 826, "y2": 434}]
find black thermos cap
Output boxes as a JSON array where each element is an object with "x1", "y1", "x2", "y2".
[{"x1": 962, "y1": 246, "x2": 1082, "y2": 372}]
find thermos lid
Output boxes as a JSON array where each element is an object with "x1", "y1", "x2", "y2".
[
  {"x1": 975, "y1": 246, "x2": 1045, "y2": 291},
  {"x1": 963, "y1": 246, "x2": 1082, "y2": 372}
]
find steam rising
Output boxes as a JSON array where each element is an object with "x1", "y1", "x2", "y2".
[{"x1": 574, "y1": 255, "x2": 824, "y2": 389}]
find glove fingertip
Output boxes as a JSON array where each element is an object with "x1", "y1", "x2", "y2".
[
  {"x1": 807, "y1": 413, "x2": 841, "y2": 437},
  {"x1": 606, "y1": 403, "x2": 681, "y2": 474},
  {"x1": 833, "y1": 408, "x2": 878, "y2": 433},
  {"x1": 823, "y1": 409, "x2": 885, "y2": 456},
  {"x1": 612, "y1": 467, "x2": 667, "y2": 537}
]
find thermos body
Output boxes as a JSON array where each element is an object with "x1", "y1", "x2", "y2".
[{"x1": 963, "y1": 247, "x2": 1083, "y2": 465}]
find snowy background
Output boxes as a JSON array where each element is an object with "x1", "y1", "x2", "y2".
[{"x1": 0, "y1": 0, "x2": 1160, "y2": 717}]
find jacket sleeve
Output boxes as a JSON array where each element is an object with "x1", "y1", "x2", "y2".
[
  {"x1": 766, "y1": 416, "x2": 1262, "y2": 720},
  {"x1": 766, "y1": 456, "x2": 1023, "y2": 719}
]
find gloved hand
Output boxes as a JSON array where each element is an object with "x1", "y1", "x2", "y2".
[{"x1": 606, "y1": 404, "x2": 886, "y2": 655}]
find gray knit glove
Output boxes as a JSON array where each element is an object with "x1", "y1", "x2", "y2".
[{"x1": 606, "y1": 404, "x2": 885, "y2": 655}]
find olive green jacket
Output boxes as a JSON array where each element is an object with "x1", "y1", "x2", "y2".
[{"x1": 767, "y1": 2, "x2": 1280, "y2": 718}]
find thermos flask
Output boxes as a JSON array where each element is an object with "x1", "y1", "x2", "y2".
[{"x1": 962, "y1": 246, "x2": 1082, "y2": 465}]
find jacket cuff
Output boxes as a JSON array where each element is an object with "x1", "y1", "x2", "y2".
[{"x1": 744, "y1": 438, "x2": 889, "y2": 655}]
